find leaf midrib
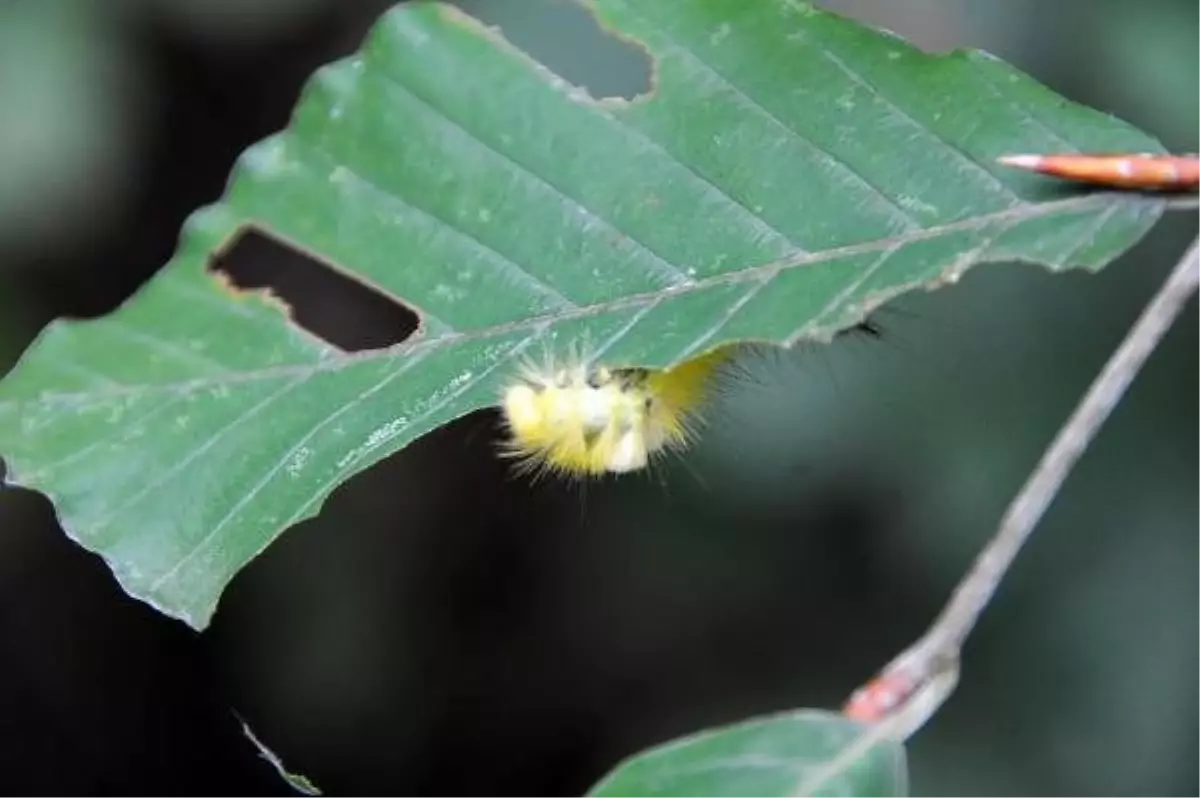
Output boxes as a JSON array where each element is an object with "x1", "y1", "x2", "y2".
[{"x1": 0, "y1": 191, "x2": 1157, "y2": 411}]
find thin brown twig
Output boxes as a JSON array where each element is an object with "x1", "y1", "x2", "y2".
[
  {"x1": 925, "y1": 232, "x2": 1198, "y2": 656},
  {"x1": 799, "y1": 233, "x2": 1200, "y2": 796}
]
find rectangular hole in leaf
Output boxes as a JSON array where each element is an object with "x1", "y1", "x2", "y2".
[
  {"x1": 209, "y1": 227, "x2": 421, "y2": 352},
  {"x1": 457, "y1": 0, "x2": 652, "y2": 100}
]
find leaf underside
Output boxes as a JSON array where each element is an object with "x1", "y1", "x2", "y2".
[
  {"x1": 0, "y1": 0, "x2": 1166, "y2": 628},
  {"x1": 587, "y1": 710, "x2": 906, "y2": 797}
]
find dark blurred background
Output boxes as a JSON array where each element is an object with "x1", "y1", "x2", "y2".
[{"x1": 0, "y1": 1, "x2": 1196, "y2": 795}]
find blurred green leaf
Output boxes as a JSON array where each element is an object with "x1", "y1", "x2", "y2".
[
  {"x1": 0, "y1": 1, "x2": 138, "y2": 255},
  {"x1": 587, "y1": 710, "x2": 906, "y2": 797},
  {"x1": 0, "y1": 0, "x2": 1167, "y2": 628}
]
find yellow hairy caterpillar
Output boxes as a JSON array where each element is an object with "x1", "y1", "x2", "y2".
[
  {"x1": 499, "y1": 346, "x2": 733, "y2": 478},
  {"x1": 498, "y1": 320, "x2": 884, "y2": 479}
]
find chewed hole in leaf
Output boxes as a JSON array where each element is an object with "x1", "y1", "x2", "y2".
[
  {"x1": 209, "y1": 226, "x2": 422, "y2": 352},
  {"x1": 458, "y1": 0, "x2": 652, "y2": 100},
  {"x1": 0, "y1": 0, "x2": 1170, "y2": 636}
]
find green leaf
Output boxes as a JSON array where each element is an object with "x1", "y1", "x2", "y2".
[
  {"x1": 0, "y1": 0, "x2": 1167, "y2": 628},
  {"x1": 587, "y1": 710, "x2": 906, "y2": 797}
]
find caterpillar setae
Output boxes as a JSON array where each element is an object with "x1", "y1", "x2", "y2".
[{"x1": 497, "y1": 320, "x2": 883, "y2": 478}]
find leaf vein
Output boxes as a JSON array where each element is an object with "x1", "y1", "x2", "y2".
[
  {"x1": 796, "y1": 27, "x2": 1024, "y2": 203},
  {"x1": 289, "y1": 143, "x2": 580, "y2": 314},
  {"x1": 146, "y1": 350, "x2": 436, "y2": 594},
  {"x1": 282, "y1": 330, "x2": 544, "y2": 526},
  {"x1": 798, "y1": 242, "x2": 903, "y2": 337},
  {"x1": 45, "y1": 357, "x2": 124, "y2": 389},
  {"x1": 19, "y1": 394, "x2": 191, "y2": 484},
  {"x1": 616, "y1": 11, "x2": 923, "y2": 234},
  {"x1": 369, "y1": 67, "x2": 699, "y2": 287},
  {"x1": 159, "y1": 272, "x2": 342, "y2": 356},
  {"x1": 1051, "y1": 203, "x2": 1121, "y2": 269},
  {"x1": 964, "y1": 56, "x2": 1081, "y2": 151},
  {"x1": 104, "y1": 318, "x2": 231, "y2": 374},
  {"x1": 675, "y1": 271, "x2": 775, "y2": 359},
  {"x1": 87, "y1": 376, "x2": 310, "y2": 537},
  {"x1": 0, "y1": 195, "x2": 1160, "y2": 405}
]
